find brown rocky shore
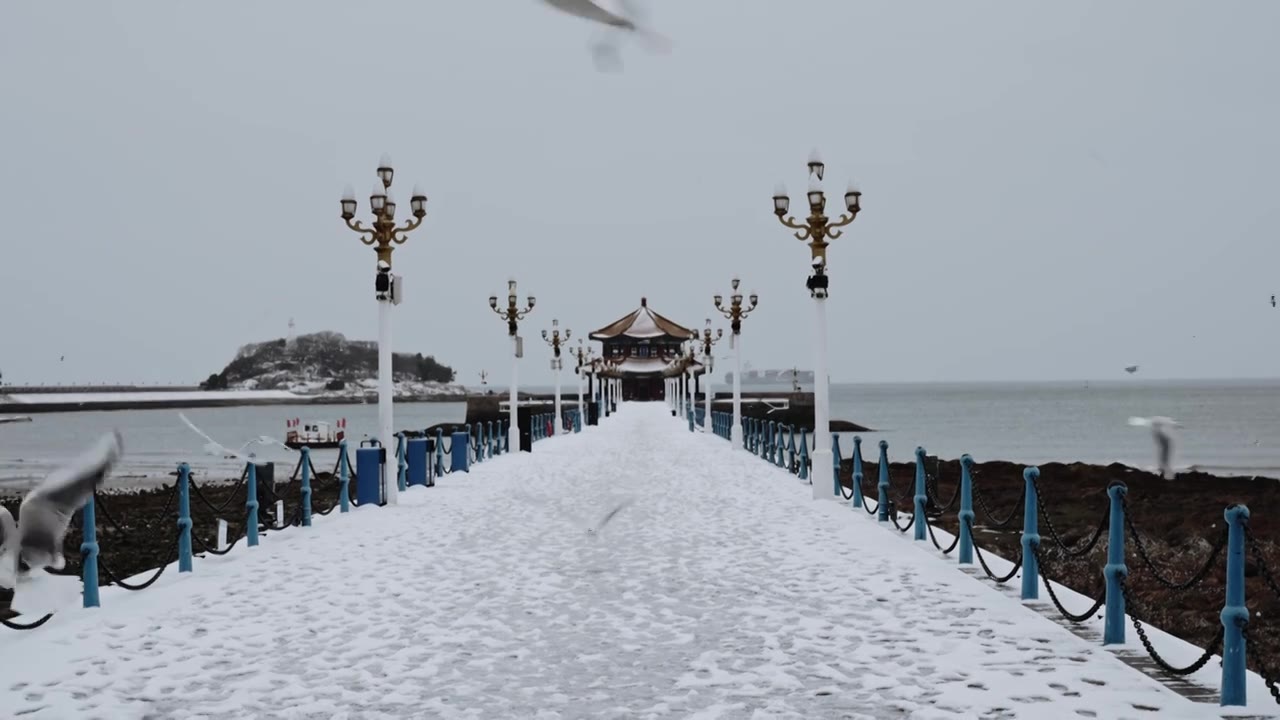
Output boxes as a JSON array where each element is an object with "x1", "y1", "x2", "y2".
[{"x1": 837, "y1": 455, "x2": 1280, "y2": 681}]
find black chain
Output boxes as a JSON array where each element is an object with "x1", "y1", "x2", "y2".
[
  {"x1": 926, "y1": 459, "x2": 961, "y2": 513},
  {"x1": 1238, "y1": 619, "x2": 1280, "y2": 704},
  {"x1": 1031, "y1": 542, "x2": 1106, "y2": 622},
  {"x1": 96, "y1": 530, "x2": 179, "y2": 591},
  {"x1": 926, "y1": 519, "x2": 961, "y2": 555},
  {"x1": 1, "y1": 611, "x2": 54, "y2": 630},
  {"x1": 1245, "y1": 527, "x2": 1280, "y2": 605},
  {"x1": 1027, "y1": 475, "x2": 1108, "y2": 558},
  {"x1": 966, "y1": 516, "x2": 1021, "y2": 584},
  {"x1": 1124, "y1": 495, "x2": 1227, "y2": 591},
  {"x1": 971, "y1": 470, "x2": 1025, "y2": 528},
  {"x1": 93, "y1": 483, "x2": 179, "y2": 548},
  {"x1": 1120, "y1": 577, "x2": 1221, "y2": 675},
  {"x1": 887, "y1": 500, "x2": 916, "y2": 533},
  {"x1": 189, "y1": 476, "x2": 247, "y2": 516},
  {"x1": 859, "y1": 472, "x2": 879, "y2": 516},
  {"x1": 191, "y1": 527, "x2": 246, "y2": 556}
]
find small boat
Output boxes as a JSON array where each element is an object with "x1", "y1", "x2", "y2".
[
  {"x1": 284, "y1": 418, "x2": 347, "y2": 450},
  {"x1": 0, "y1": 415, "x2": 32, "y2": 425}
]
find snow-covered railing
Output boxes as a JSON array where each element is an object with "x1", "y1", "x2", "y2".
[{"x1": 696, "y1": 409, "x2": 1280, "y2": 709}]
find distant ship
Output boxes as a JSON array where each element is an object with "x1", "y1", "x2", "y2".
[
  {"x1": 1125, "y1": 365, "x2": 1139, "y2": 374},
  {"x1": 724, "y1": 364, "x2": 814, "y2": 386}
]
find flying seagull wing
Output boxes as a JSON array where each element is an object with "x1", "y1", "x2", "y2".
[
  {"x1": 0, "y1": 507, "x2": 16, "y2": 589},
  {"x1": 16, "y1": 430, "x2": 122, "y2": 572},
  {"x1": 180, "y1": 412, "x2": 252, "y2": 463},
  {"x1": 541, "y1": 0, "x2": 636, "y2": 29}
]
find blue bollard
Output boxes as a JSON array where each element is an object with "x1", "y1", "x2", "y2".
[
  {"x1": 338, "y1": 441, "x2": 351, "y2": 512},
  {"x1": 1103, "y1": 482, "x2": 1127, "y2": 644},
  {"x1": 788, "y1": 426, "x2": 797, "y2": 472},
  {"x1": 877, "y1": 440, "x2": 890, "y2": 523},
  {"x1": 396, "y1": 434, "x2": 407, "y2": 489},
  {"x1": 1221, "y1": 503, "x2": 1251, "y2": 707},
  {"x1": 434, "y1": 429, "x2": 445, "y2": 475},
  {"x1": 798, "y1": 433, "x2": 810, "y2": 482},
  {"x1": 177, "y1": 463, "x2": 193, "y2": 572},
  {"x1": 958, "y1": 454, "x2": 975, "y2": 564},
  {"x1": 1021, "y1": 467, "x2": 1041, "y2": 600},
  {"x1": 832, "y1": 434, "x2": 843, "y2": 498},
  {"x1": 503, "y1": 420, "x2": 510, "y2": 453},
  {"x1": 300, "y1": 447, "x2": 313, "y2": 527},
  {"x1": 913, "y1": 447, "x2": 928, "y2": 541},
  {"x1": 776, "y1": 426, "x2": 786, "y2": 468},
  {"x1": 575, "y1": 409, "x2": 582, "y2": 433},
  {"x1": 450, "y1": 431, "x2": 470, "y2": 473},
  {"x1": 851, "y1": 436, "x2": 865, "y2": 510},
  {"x1": 246, "y1": 462, "x2": 260, "y2": 546},
  {"x1": 356, "y1": 444, "x2": 384, "y2": 506},
  {"x1": 476, "y1": 424, "x2": 486, "y2": 461},
  {"x1": 488, "y1": 421, "x2": 496, "y2": 457},
  {"x1": 688, "y1": 407, "x2": 695, "y2": 432},
  {"x1": 81, "y1": 496, "x2": 100, "y2": 608},
  {"x1": 407, "y1": 438, "x2": 428, "y2": 487}
]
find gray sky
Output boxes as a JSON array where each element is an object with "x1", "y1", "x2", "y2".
[{"x1": 2, "y1": 0, "x2": 1277, "y2": 387}]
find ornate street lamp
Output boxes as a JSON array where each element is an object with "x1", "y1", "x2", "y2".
[
  {"x1": 714, "y1": 276, "x2": 759, "y2": 449},
  {"x1": 772, "y1": 149, "x2": 862, "y2": 500},
  {"x1": 339, "y1": 154, "x2": 428, "y2": 506},
  {"x1": 542, "y1": 319, "x2": 571, "y2": 434},
  {"x1": 489, "y1": 279, "x2": 535, "y2": 451},
  {"x1": 572, "y1": 339, "x2": 593, "y2": 431},
  {"x1": 696, "y1": 319, "x2": 724, "y2": 433}
]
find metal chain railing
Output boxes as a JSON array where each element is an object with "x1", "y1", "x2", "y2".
[
  {"x1": 1119, "y1": 576, "x2": 1222, "y2": 676},
  {"x1": 1245, "y1": 527, "x2": 1280, "y2": 604},
  {"x1": 1238, "y1": 619, "x2": 1280, "y2": 704},
  {"x1": 1124, "y1": 495, "x2": 1228, "y2": 591},
  {"x1": 1031, "y1": 542, "x2": 1106, "y2": 622},
  {"x1": 925, "y1": 518, "x2": 961, "y2": 555},
  {"x1": 1029, "y1": 479, "x2": 1109, "y2": 558},
  {"x1": 96, "y1": 528, "x2": 179, "y2": 592},
  {"x1": 971, "y1": 470, "x2": 1024, "y2": 528},
  {"x1": 965, "y1": 516, "x2": 1021, "y2": 584},
  {"x1": 926, "y1": 458, "x2": 960, "y2": 514}
]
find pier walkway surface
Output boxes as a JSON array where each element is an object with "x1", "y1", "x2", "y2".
[{"x1": 0, "y1": 404, "x2": 1268, "y2": 719}]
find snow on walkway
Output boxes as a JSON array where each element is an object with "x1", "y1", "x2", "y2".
[{"x1": 0, "y1": 403, "x2": 1238, "y2": 719}]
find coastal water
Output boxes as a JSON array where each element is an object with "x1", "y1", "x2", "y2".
[{"x1": 2, "y1": 379, "x2": 1278, "y2": 489}]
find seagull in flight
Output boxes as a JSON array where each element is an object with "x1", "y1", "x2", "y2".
[
  {"x1": 1128, "y1": 416, "x2": 1181, "y2": 480},
  {"x1": 539, "y1": 0, "x2": 670, "y2": 70},
  {"x1": 0, "y1": 431, "x2": 123, "y2": 590}
]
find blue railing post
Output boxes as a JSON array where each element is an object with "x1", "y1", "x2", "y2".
[
  {"x1": 396, "y1": 434, "x2": 408, "y2": 490},
  {"x1": 433, "y1": 429, "x2": 445, "y2": 475},
  {"x1": 788, "y1": 426, "x2": 797, "y2": 472},
  {"x1": 176, "y1": 463, "x2": 193, "y2": 573},
  {"x1": 1221, "y1": 503, "x2": 1251, "y2": 707},
  {"x1": 503, "y1": 420, "x2": 510, "y2": 453},
  {"x1": 688, "y1": 406, "x2": 695, "y2": 432},
  {"x1": 958, "y1": 454, "x2": 975, "y2": 564},
  {"x1": 1102, "y1": 482, "x2": 1127, "y2": 645},
  {"x1": 851, "y1": 436, "x2": 865, "y2": 510},
  {"x1": 477, "y1": 424, "x2": 486, "y2": 461},
  {"x1": 1021, "y1": 467, "x2": 1041, "y2": 600},
  {"x1": 338, "y1": 441, "x2": 351, "y2": 513},
  {"x1": 300, "y1": 447, "x2": 313, "y2": 527},
  {"x1": 81, "y1": 496, "x2": 100, "y2": 608},
  {"x1": 488, "y1": 421, "x2": 496, "y2": 457},
  {"x1": 246, "y1": 462, "x2": 260, "y2": 547},
  {"x1": 777, "y1": 426, "x2": 787, "y2": 468},
  {"x1": 913, "y1": 447, "x2": 928, "y2": 541},
  {"x1": 877, "y1": 440, "x2": 890, "y2": 522},
  {"x1": 832, "y1": 434, "x2": 843, "y2": 498},
  {"x1": 798, "y1": 428, "x2": 809, "y2": 481},
  {"x1": 451, "y1": 430, "x2": 470, "y2": 473}
]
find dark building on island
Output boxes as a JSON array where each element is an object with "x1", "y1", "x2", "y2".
[{"x1": 589, "y1": 298, "x2": 700, "y2": 401}]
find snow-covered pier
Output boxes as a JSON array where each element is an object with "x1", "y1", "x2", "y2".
[{"x1": 0, "y1": 403, "x2": 1274, "y2": 718}]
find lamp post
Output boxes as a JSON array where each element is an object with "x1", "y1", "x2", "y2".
[
  {"x1": 573, "y1": 340, "x2": 593, "y2": 430},
  {"x1": 339, "y1": 154, "x2": 428, "y2": 507},
  {"x1": 772, "y1": 149, "x2": 862, "y2": 500},
  {"x1": 714, "y1": 277, "x2": 759, "y2": 449},
  {"x1": 490, "y1": 279, "x2": 536, "y2": 452},
  {"x1": 696, "y1": 320, "x2": 724, "y2": 432},
  {"x1": 542, "y1": 320, "x2": 571, "y2": 434}
]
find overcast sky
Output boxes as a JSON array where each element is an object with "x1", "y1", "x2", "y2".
[{"x1": 2, "y1": 0, "x2": 1277, "y2": 387}]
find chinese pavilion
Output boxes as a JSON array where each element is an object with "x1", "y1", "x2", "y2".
[{"x1": 589, "y1": 297, "x2": 699, "y2": 401}]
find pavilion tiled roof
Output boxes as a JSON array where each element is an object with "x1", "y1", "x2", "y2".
[{"x1": 589, "y1": 297, "x2": 693, "y2": 341}]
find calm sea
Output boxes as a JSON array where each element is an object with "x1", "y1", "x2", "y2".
[{"x1": 2, "y1": 379, "x2": 1278, "y2": 489}]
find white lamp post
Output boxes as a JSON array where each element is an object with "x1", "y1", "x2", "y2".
[
  {"x1": 772, "y1": 149, "x2": 862, "y2": 500},
  {"x1": 490, "y1": 279, "x2": 535, "y2": 452},
  {"x1": 339, "y1": 154, "x2": 428, "y2": 506},
  {"x1": 542, "y1": 320, "x2": 571, "y2": 434},
  {"x1": 695, "y1": 320, "x2": 724, "y2": 432},
  {"x1": 714, "y1": 277, "x2": 759, "y2": 450}
]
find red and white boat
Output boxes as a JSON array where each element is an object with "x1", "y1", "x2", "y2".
[{"x1": 284, "y1": 418, "x2": 347, "y2": 450}]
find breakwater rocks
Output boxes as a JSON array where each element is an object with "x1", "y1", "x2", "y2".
[{"x1": 838, "y1": 456, "x2": 1280, "y2": 677}]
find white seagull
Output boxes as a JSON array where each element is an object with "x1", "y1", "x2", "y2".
[
  {"x1": 0, "y1": 431, "x2": 123, "y2": 590},
  {"x1": 539, "y1": 0, "x2": 670, "y2": 70},
  {"x1": 1128, "y1": 416, "x2": 1181, "y2": 479}
]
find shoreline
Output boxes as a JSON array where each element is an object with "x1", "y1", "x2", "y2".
[{"x1": 0, "y1": 393, "x2": 470, "y2": 415}]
